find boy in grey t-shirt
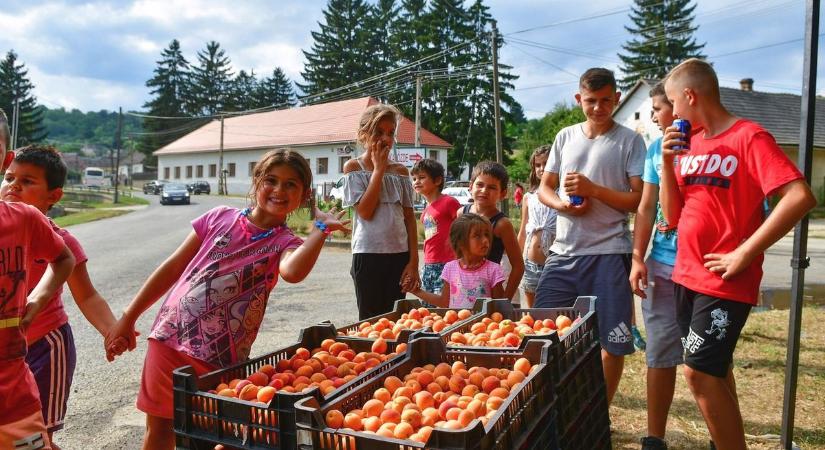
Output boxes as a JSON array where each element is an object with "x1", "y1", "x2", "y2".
[{"x1": 535, "y1": 68, "x2": 645, "y2": 406}]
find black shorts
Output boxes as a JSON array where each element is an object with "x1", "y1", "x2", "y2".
[
  {"x1": 351, "y1": 252, "x2": 409, "y2": 320},
  {"x1": 675, "y1": 284, "x2": 752, "y2": 378}
]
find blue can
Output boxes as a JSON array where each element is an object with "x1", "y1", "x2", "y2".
[
  {"x1": 673, "y1": 119, "x2": 691, "y2": 150},
  {"x1": 569, "y1": 195, "x2": 583, "y2": 206}
]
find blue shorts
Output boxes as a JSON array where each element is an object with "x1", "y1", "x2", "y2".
[
  {"x1": 421, "y1": 263, "x2": 447, "y2": 294},
  {"x1": 641, "y1": 259, "x2": 684, "y2": 368},
  {"x1": 26, "y1": 322, "x2": 76, "y2": 432},
  {"x1": 534, "y1": 254, "x2": 635, "y2": 356},
  {"x1": 520, "y1": 259, "x2": 544, "y2": 294}
]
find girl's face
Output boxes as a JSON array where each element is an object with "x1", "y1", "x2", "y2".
[
  {"x1": 533, "y1": 153, "x2": 548, "y2": 181},
  {"x1": 465, "y1": 224, "x2": 492, "y2": 259},
  {"x1": 254, "y1": 164, "x2": 306, "y2": 221},
  {"x1": 368, "y1": 118, "x2": 396, "y2": 154}
]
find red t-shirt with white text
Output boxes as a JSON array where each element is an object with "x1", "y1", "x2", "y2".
[
  {"x1": 673, "y1": 120, "x2": 803, "y2": 304},
  {"x1": 422, "y1": 195, "x2": 460, "y2": 264}
]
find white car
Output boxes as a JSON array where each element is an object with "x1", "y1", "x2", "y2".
[
  {"x1": 329, "y1": 176, "x2": 346, "y2": 201},
  {"x1": 442, "y1": 187, "x2": 473, "y2": 206}
]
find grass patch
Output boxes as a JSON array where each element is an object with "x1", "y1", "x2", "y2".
[
  {"x1": 810, "y1": 206, "x2": 825, "y2": 220},
  {"x1": 611, "y1": 308, "x2": 825, "y2": 449},
  {"x1": 53, "y1": 209, "x2": 131, "y2": 227},
  {"x1": 86, "y1": 194, "x2": 150, "y2": 208}
]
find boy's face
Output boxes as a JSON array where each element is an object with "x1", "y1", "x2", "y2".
[
  {"x1": 470, "y1": 173, "x2": 505, "y2": 208},
  {"x1": 411, "y1": 171, "x2": 440, "y2": 196},
  {"x1": 651, "y1": 95, "x2": 675, "y2": 133},
  {"x1": 664, "y1": 80, "x2": 696, "y2": 123},
  {"x1": 0, "y1": 161, "x2": 62, "y2": 213},
  {"x1": 576, "y1": 85, "x2": 620, "y2": 126}
]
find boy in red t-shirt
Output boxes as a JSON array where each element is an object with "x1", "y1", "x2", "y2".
[
  {"x1": 660, "y1": 59, "x2": 816, "y2": 449},
  {"x1": 0, "y1": 110, "x2": 75, "y2": 450},
  {"x1": 412, "y1": 159, "x2": 460, "y2": 294}
]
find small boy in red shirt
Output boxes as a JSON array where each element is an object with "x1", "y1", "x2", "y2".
[{"x1": 660, "y1": 58, "x2": 816, "y2": 449}]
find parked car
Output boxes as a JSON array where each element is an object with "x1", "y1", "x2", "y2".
[
  {"x1": 329, "y1": 176, "x2": 345, "y2": 201},
  {"x1": 445, "y1": 180, "x2": 470, "y2": 189},
  {"x1": 443, "y1": 186, "x2": 473, "y2": 206},
  {"x1": 160, "y1": 183, "x2": 191, "y2": 205},
  {"x1": 187, "y1": 180, "x2": 211, "y2": 195},
  {"x1": 143, "y1": 180, "x2": 167, "y2": 195}
]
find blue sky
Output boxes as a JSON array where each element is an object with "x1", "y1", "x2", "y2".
[{"x1": 0, "y1": 0, "x2": 818, "y2": 119}]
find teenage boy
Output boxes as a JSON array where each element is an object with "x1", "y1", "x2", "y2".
[
  {"x1": 0, "y1": 111, "x2": 75, "y2": 450},
  {"x1": 412, "y1": 159, "x2": 460, "y2": 294},
  {"x1": 535, "y1": 68, "x2": 646, "y2": 405},
  {"x1": 660, "y1": 58, "x2": 816, "y2": 450},
  {"x1": 628, "y1": 82, "x2": 683, "y2": 450}
]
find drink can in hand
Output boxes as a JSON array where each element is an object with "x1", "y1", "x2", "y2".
[
  {"x1": 673, "y1": 119, "x2": 691, "y2": 150},
  {"x1": 569, "y1": 195, "x2": 583, "y2": 206}
]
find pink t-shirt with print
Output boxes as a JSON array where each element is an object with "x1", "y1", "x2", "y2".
[
  {"x1": 149, "y1": 206, "x2": 303, "y2": 368},
  {"x1": 440, "y1": 259, "x2": 505, "y2": 309}
]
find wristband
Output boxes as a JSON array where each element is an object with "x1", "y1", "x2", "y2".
[{"x1": 314, "y1": 220, "x2": 332, "y2": 236}]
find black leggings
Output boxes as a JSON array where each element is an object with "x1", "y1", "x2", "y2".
[{"x1": 351, "y1": 252, "x2": 410, "y2": 320}]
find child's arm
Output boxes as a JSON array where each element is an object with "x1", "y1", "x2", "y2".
[
  {"x1": 659, "y1": 126, "x2": 686, "y2": 226},
  {"x1": 411, "y1": 282, "x2": 450, "y2": 308},
  {"x1": 279, "y1": 208, "x2": 351, "y2": 283},
  {"x1": 490, "y1": 281, "x2": 505, "y2": 299},
  {"x1": 563, "y1": 172, "x2": 643, "y2": 213},
  {"x1": 497, "y1": 218, "x2": 525, "y2": 300},
  {"x1": 345, "y1": 150, "x2": 390, "y2": 220},
  {"x1": 704, "y1": 179, "x2": 816, "y2": 280},
  {"x1": 400, "y1": 205, "x2": 420, "y2": 292},
  {"x1": 21, "y1": 245, "x2": 76, "y2": 331},
  {"x1": 106, "y1": 231, "x2": 202, "y2": 355},
  {"x1": 629, "y1": 182, "x2": 658, "y2": 298},
  {"x1": 65, "y1": 261, "x2": 119, "y2": 337},
  {"x1": 538, "y1": 172, "x2": 590, "y2": 216},
  {"x1": 517, "y1": 199, "x2": 529, "y2": 251}
]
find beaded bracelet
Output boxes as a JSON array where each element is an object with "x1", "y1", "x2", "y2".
[{"x1": 314, "y1": 220, "x2": 332, "y2": 235}]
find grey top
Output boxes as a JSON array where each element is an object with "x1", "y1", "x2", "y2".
[
  {"x1": 342, "y1": 159, "x2": 414, "y2": 254},
  {"x1": 545, "y1": 122, "x2": 646, "y2": 256}
]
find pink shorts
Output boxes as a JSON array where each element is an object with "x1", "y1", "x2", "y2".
[
  {"x1": 0, "y1": 410, "x2": 51, "y2": 449},
  {"x1": 136, "y1": 339, "x2": 217, "y2": 420}
]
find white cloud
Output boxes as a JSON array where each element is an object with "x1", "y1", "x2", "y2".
[{"x1": 28, "y1": 66, "x2": 145, "y2": 112}]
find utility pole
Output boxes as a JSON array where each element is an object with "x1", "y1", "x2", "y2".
[
  {"x1": 11, "y1": 95, "x2": 20, "y2": 149},
  {"x1": 491, "y1": 20, "x2": 507, "y2": 216},
  {"x1": 218, "y1": 116, "x2": 225, "y2": 195},
  {"x1": 415, "y1": 74, "x2": 422, "y2": 148},
  {"x1": 114, "y1": 107, "x2": 123, "y2": 203}
]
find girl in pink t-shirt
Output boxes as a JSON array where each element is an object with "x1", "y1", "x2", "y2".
[
  {"x1": 410, "y1": 213, "x2": 505, "y2": 309},
  {"x1": 105, "y1": 149, "x2": 350, "y2": 450}
]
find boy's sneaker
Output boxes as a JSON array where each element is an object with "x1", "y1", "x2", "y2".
[
  {"x1": 640, "y1": 436, "x2": 667, "y2": 450},
  {"x1": 632, "y1": 325, "x2": 647, "y2": 351}
]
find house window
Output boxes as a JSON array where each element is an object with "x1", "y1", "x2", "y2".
[
  {"x1": 318, "y1": 157, "x2": 328, "y2": 175},
  {"x1": 209, "y1": 164, "x2": 217, "y2": 177},
  {"x1": 186, "y1": 166, "x2": 193, "y2": 178},
  {"x1": 163, "y1": 167, "x2": 170, "y2": 179},
  {"x1": 249, "y1": 162, "x2": 256, "y2": 176},
  {"x1": 634, "y1": 112, "x2": 640, "y2": 120},
  {"x1": 196, "y1": 165, "x2": 203, "y2": 177},
  {"x1": 174, "y1": 167, "x2": 181, "y2": 179},
  {"x1": 339, "y1": 156, "x2": 350, "y2": 173},
  {"x1": 228, "y1": 163, "x2": 236, "y2": 177},
  {"x1": 429, "y1": 150, "x2": 438, "y2": 160}
]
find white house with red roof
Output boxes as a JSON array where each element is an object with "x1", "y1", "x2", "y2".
[{"x1": 153, "y1": 97, "x2": 452, "y2": 196}]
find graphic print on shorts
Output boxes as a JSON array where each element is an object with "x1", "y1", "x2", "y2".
[{"x1": 705, "y1": 308, "x2": 731, "y2": 341}]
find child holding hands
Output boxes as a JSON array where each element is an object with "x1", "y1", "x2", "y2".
[
  {"x1": 105, "y1": 149, "x2": 350, "y2": 450},
  {"x1": 410, "y1": 213, "x2": 505, "y2": 308}
]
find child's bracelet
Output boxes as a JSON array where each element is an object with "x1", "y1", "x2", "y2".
[{"x1": 314, "y1": 220, "x2": 332, "y2": 236}]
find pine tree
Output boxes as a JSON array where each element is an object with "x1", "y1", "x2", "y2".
[
  {"x1": 140, "y1": 39, "x2": 193, "y2": 155},
  {"x1": 229, "y1": 70, "x2": 259, "y2": 111},
  {"x1": 299, "y1": 0, "x2": 374, "y2": 100},
  {"x1": 618, "y1": 0, "x2": 706, "y2": 89},
  {"x1": 0, "y1": 50, "x2": 46, "y2": 146},
  {"x1": 390, "y1": 0, "x2": 431, "y2": 110},
  {"x1": 255, "y1": 68, "x2": 296, "y2": 109},
  {"x1": 189, "y1": 41, "x2": 235, "y2": 114}
]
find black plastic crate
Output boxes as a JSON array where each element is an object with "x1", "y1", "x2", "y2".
[
  {"x1": 332, "y1": 298, "x2": 484, "y2": 346},
  {"x1": 555, "y1": 345, "x2": 611, "y2": 450},
  {"x1": 294, "y1": 335, "x2": 558, "y2": 450},
  {"x1": 173, "y1": 323, "x2": 403, "y2": 450}
]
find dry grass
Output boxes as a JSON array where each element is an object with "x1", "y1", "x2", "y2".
[{"x1": 610, "y1": 308, "x2": 825, "y2": 449}]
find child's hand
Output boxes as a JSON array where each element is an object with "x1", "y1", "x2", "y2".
[
  {"x1": 370, "y1": 144, "x2": 391, "y2": 173},
  {"x1": 558, "y1": 197, "x2": 591, "y2": 216},
  {"x1": 629, "y1": 257, "x2": 648, "y2": 298},
  {"x1": 563, "y1": 172, "x2": 597, "y2": 197},
  {"x1": 400, "y1": 264, "x2": 420, "y2": 293},
  {"x1": 313, "y1": 207, "x2": 352, "y2": 235},
  {"x1": 662, "y1": 126, "x2": 688, "y2": 158},
  {"x1": 104, "y1": 315, "x2": 138, "y2": 361},
  {"x1": 703, "y1": 248, "x2": 754, "y2": 280}
]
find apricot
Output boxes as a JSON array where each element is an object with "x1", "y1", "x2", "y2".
[
  {"x1": 448, "y1": 375, "x2": 466, "y2": 394},
  {"x1": 458, "y1": 409, "x2": 476, "y2": 428},
  {"x1": 419, "y1": 425, "x2": 433, "y2": 442},
  {"x1": 468, "y1": 372, "x2": 485, "y2": 388},
  {"x1": 462, "y1": 384, "x2": 480, "y2": 397},
  {"x1": 466, "y1": 399, "x2": 484, "y2": 417},
  {"x1": 513, "y1": 358, "x2": 532, "y2": 376},
  {"x1": 372, "y1": 338, "x2": 388, "y2": 354},
  {"x1": 394, "y1": 421, "x2": 414, "y2": 439},
  {"x1": 556, "y1": 315, "x2": 572, "y2": 330},
  {"x1": 234, "y1": 379, "x2": 252, "y2": 394},
  {"x1": 384, "y1": 376, "x2": 403, "y2": 394},
  {"x1": 373, "y1": 387, "x2": 392, "y2": 403},
  {"x1": 433, "y1": 362, "x2": 452, "y2": 378},
  {"x1": 401, "y1": 409, "x2": 422, "y2": 428},
  {"x1": 257, "y1": 386, "x2": 277, "y2": 403},
  {"x1": 344, "y1": 412, "x2": 363, "y2": 431},
  {"x1": 416, "y1": 370, "x2": 434, "y2": 387},
  {"x1": 290, "y1": 358, "x2": 306, "y2": 371},
  {"x1": 490, "y1": 312, "x2": 504, "y2": 322},
  {"x1": 239, "y1": 384, "x2": 259, "y2": 401},
  {"x1": 328, "y1": 342, "x2": 348, "y2": 356},
  {"x1": 421, "y1": 408, "x2": 439, "y2": 427},
  {"x1": 445, "y1": 407, "x2": 462, "y2": 421},
  {"x1": 486, "y1": 396, "x2": 504, "y2": 411},
  {"x1": 215, "y1": 382, "x2": 229, "y2": 392},
  {"x1": 295, "y1": 365, "x2": 314, "y2": 378},
  {"x1": 363, "y1": 399, "x2": 384, "y2": 417},
  {"x1": 481, "y1": 376, "x2": 500, "y2": 394},
  {"x1": 489, "y1": 387, "x2": 510, "y2": 399},
  {"x1": 507, "y1": 370, "x2": 526, "y2": 386},
  {"x1": 218, "y1": 388, "x2": 237, "y2": 398},
  {"x1": 325, "y1": 409, "x2": 344, "y2": 428},
  {"x1": 438, "y1": 400, "x2": 458, "y2": 420},
  {"x1": 444, "y1": 310, "x2": 458, "y2": 324},
  {"x1": 363, "y1": 416, "x2": 381, "y2": 432},
  {"x1": 380, "y1": 408, "x2": 401, "y2": 424}
]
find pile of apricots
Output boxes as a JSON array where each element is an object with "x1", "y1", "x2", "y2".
[
  {"x1": 340, "y1": 307, "x2": 475, "y2": 340},
  {"x1": 447, "y1": 312, "x2": 580, "y2": 348}
]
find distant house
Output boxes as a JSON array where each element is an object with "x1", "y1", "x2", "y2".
[
  {"x1": 118, "y1": 151, "x2": 145, "y2": 178},
  {"x1": 153, "y1": 97, "x2": 452, "y2": 196},
  {"x1": 614, "y1": 78, "x2": 825, "y2": 202}
]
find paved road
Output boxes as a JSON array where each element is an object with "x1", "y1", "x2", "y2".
[{"x1": 56, "y1": 194, "x2": 824, "y2": 449}]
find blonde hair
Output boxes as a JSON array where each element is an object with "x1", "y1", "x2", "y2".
[
  {"x1": 248, "y1": 149, "x2": 313, "y2": 208},
  {"x1": 449, "y1": 213, "x2": 492, "y2": 259},
  {"x1": 357, "y1": 103, "x2": 401, "y2": 149},
  {"x1": 666, "y1": 58, "x2": 720, "y2": 99}
]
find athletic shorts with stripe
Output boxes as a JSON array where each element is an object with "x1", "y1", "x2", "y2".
[{"x1": 25, "y1": 323, "x2": 76, "y2": 433}]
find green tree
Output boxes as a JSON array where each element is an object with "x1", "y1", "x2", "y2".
[
  {"x1": 618, "y1": 0, "x2": 706, "y2": 89},
  {"x1": 229, "y1": 69, "x2": 259, "y2": 111},
  {"x1": 389, "y1": 0, "x2": 431, "y2": 109},
  {"x1": 0, "y1": 50, "x2": 46, "y2": 145},
  {"x1": 255, "y1": 68, "x2": 296, "y2": 108},
  {"x1": 299, "y1": 0, "x2": 374, "y2": 100},
  {"x1": 515, "y1": 102, "x2": 585, "y2": 161},
  {"x1": 141, "y1": 39, "x2": 193, "y2": 155},
  {"x1": 189, "y1": 41, "x2": 235, "y2": 114}
]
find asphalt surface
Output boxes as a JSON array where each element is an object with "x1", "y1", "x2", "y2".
[{"x1": 55, "y1": 193, "x2": 824, "y2": 449}]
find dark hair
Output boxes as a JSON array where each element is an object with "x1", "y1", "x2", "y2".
[
  {"x1": 528, "y1": 145, "x2": 551, "y2": 192},
  {"x1": 579, "y1": 68, "x2": 616, "y2": 91},
  {"x1": 0, "y1": 108, "x2": 9, "y2": 152},
  {"x1": 649, "y1": 81, "x2": 666, "y2": 98},
  {"x1": 249, "y1": 149, "x2": 313, "y2": 208},
  {"x1": 411, "y1": 158, "x2": 446, "y2": 191},
  {"x1": 470, "y1": 160, "x2": 508, "y2": 190},
  {"x1": 449, "y1": 213, "x2": 491, "y2": 259},
  {"x1": 13, "y1": 145, "x2": 67, "y2": 189}
]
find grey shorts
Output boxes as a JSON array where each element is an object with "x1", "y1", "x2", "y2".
[
  {"x1": 534, "y1": 253, "x2": 635, "y2": 356},
  {"x1": 520, "y1": 259, "x2": 544, "y2": 293},
  {"x1": 641, "y1": 259, "x2": 684, "y2": 368}
]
